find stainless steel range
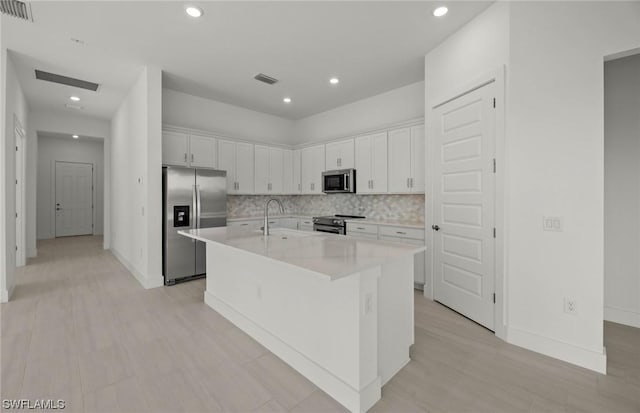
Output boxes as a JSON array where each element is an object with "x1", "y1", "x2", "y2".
[{"x1": 312, "y1": 214, "x2": 366, "y2": 235}]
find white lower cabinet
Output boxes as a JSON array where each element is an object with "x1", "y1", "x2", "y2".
[
  {"x1": 348, "y1": 222, "x2": 426, "y2": 287},
  {"x1": 279, "y1": 218, "x2": 299, "y2": 229},
  {"x1": 298, "y1": 218, "x2": 314, "y2": 232}
]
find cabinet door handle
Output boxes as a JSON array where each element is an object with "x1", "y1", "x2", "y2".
[
  {"x1": 407, "y1": 178, "x2": 410, "y2": 188},
  {"x1": 298, "y1": 183, "x2": 301, "y2": 191},
  {"x1": 184, "y1": 153, "x2": 187, "y2": 162},
  {"x1": 191, "y1": 153, "x2": 194, "y2": 163},
  {"x1": 357, "y1": 227, "x2": 365, "y2": 230},
  {"x1": 396, "y1": 231, "x2": 407, "y2": 235},
  {"x1": 410, "y1": 177, "x2": 414, "y2": 188}
]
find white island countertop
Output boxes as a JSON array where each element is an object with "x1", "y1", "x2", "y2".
[{"x1": 179, "y1": 226, "x2": 425, "y2": 280}]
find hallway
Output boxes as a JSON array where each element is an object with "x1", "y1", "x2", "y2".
[{"x1": 1, "y1": 236, "x2": 638, "y2": 412}]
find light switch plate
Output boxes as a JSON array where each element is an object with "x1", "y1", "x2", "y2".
[{"x1": 543, "y1": 216, "x2": 563, "y2": 232}]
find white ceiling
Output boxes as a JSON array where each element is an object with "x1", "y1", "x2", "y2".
[{"x1": 4, "y1": 1, "x2": 492, "y2": 120}]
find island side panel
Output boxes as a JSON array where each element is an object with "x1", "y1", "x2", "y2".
[
  {"x1": 378, "y1": 257, "x2": 414, "y2": 385},
  {"x1": 203, "y1": 242, "x2": 381, "y2": 413}
]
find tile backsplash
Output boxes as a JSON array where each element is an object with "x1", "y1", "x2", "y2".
[{"x1": 227, "y1": 194, "x2": 425, "y2": 222}]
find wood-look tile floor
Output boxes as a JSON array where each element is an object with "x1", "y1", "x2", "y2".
[{"x1": 1, "y1": 235, "x2": 638, "y2": 413}]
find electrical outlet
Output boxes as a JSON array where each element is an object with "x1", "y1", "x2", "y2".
[
  {"x1": 543, "y1": 216, "x2": 564, "y2": 232},
  {"x1": 564, "y1": 297, "x2": 577, "y2": 315}
]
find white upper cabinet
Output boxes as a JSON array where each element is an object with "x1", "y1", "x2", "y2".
[
  {"x1": 189, "y1": 133, "x2": 217, "y2": 168},
  {"x1": 218, "y1": 140, "x2": 254, "y2": 194},
  {"x1": 254, "y1": 145, "x2": 270, "y2": 194},
  {"x1": 255, "y1": 146, "x2": 285, "y2": 194},
  {"x1": 235, "y1": 142, "x2": 254, "y2": 194},
  {"x1": 162, "y1": 131, "x2": 216, "y2": 168},
  {"x1": 355, "y1": 132, "x2": 388, "y2": 194},
  {"x1": 388, "y1": 125, "x2": 424, "y2": 193},
  {"x1": 283, "y1": 149, "x2": 294, "y2": 194},
  {"x1": 301, "y1": 145, "x2": 325, "y2": 194},
  {"x1": 410, "y1": 125, "x2": 425, "y2": 192},
  {"x1": 292, "y1": 149, "x2": 302, "y2": 194},
  {"x1": 162, "y1": 131, "x2": 189, "y2": 166},
  {"x1": 325, "y1": 139, "x2": 354, "y2": 170}
]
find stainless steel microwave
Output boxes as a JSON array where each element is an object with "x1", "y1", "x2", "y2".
[{"x1": 322, "y1": 169, "x2": 356, "y2": 193}]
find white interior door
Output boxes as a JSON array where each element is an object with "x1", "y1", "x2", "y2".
[
  {"x1": 55, "y1": 162, "x2": 94, "y2": 237},
  {"x1": 432, "y1": 82, "x2": 496, "y2": 331}
]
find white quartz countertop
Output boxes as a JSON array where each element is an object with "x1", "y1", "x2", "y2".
[
  {"x1": 227, "y1": 214, "x2": 316, "y2": 222},
  {"x1": 179, "y1": 227, "x2": 425, "y2": 280},
  {"x1": 344, "y1": 218, "x2": 425, "y2": 229}
]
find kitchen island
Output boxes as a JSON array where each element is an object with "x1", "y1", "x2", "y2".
[{"x1": 179, "y1": 227, "x2": 425, "y2": 413}]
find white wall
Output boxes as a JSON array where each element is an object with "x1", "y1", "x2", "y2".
[
  {"x1": 36, "y1": 136, "x2": 104, "y2": 239},
  {"x1": 424, "y1": 1, "x2": 640, "y2": 373},
  {"x1": 26, "y1": 109, "x2": 110, "y2": 255},
  {"x1": 293, "y1": 81, "x2": 425, "y2": 144},
  {"x1": 505, "y1": 1, "x2": 640, "y2": 373},
  {"x1": 163, "y1": 88, "x2": 294, "y2": 145},
  {"x1": 1, "y1": 50, "x2": 29, "y2": 302},
  {"x1": 111, "y1": 66, "x2": 163, "y2": 289},
  {"x1": 604, "y1": 54, "x2": 640, "y2": 328}
]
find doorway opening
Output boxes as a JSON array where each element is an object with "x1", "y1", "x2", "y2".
[
  {"x1": 54, "y1": 161, "x2": 94, "y2": 237},
  {"x1": 603, "y1": 52, "x2": 640, "y2": 373}
]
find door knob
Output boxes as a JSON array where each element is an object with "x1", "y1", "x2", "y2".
[{"x1": 431, "y1": 225, "x2": 440, "y2": 231}]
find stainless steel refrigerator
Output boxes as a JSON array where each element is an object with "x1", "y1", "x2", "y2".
[{"x1": 162, "y1": 166, "x2": 227, "y2": 285}]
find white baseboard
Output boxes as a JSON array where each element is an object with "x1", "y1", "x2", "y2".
[
  {"x1": 604, "y1": 306, "x2": 640, "y2": 328},
  {"x1": 507, "y1": 326, "x2": 607, "y2": 374},
  {"x1": 205, "y1": 291, "x2": 381, "y2": 413},
  {"x1": 1, "y1": 283, "x2": 15, "y2": 303},
  {"x1": 109, "y1": 248, "x2": 163, "y2": 290}
]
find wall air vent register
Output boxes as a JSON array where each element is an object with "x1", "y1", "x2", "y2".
[
  {"x1": 0, "y1": 0, "x2": 33, "y2": 21},
  {"x1": 34, "y1": 70, "x2": 100, "y2": 92}
]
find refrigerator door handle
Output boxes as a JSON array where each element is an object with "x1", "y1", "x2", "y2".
[
  {"x1": 192, "y1": 184, "x2": 197, "y2": 230},
  {"x1": 196, "y1": 184, "x2": 202, "y2": 229}
]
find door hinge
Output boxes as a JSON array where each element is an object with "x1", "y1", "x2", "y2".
[
  {"x1": 16, "y1": 245, "x2": 18, "y2": 251},
  {"x1": 493, "y1": 98, "x2": 496, "y2": 108},
  {"x1": 493, "y1": 158, "x2": 496, "y2": 173},
  {"x1": 16, "y1": 179, "x2": 18, "y2": 185},
  {"x1": 493, "y1": 293, "x2": 496, "y2": 304},
  {"x1": 16, "y1": 146, "x2": 18, "y2": 151},
  {"x1": 493, "y1": 227, "x2": 496, "y2": 238},
  {"x1": 16, "y1": 212, "x2": 18, "y2": 218}
]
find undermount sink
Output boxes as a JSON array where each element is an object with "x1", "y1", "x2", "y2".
[{"x1": 254, "y1": 228, "x2": 315, "y2": 239}]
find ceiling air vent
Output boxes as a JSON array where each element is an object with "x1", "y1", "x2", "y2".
[
  {"x1": 0, "y1": 0, "x2": 33, "y2": 21},
  {"x1": 35, "y1": 70, "x2": 100, "y2": 91},
  {"x1": 254, "y1": 73, "x2": 279, "y2": 85}
]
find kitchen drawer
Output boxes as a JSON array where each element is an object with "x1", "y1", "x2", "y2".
[
  {"x1": 349, "y1": 232, "x2": 378, "y2": 240},
  {"x1": 227, "y1": 220, "x2": 261, "y2": 229},
  {"x1": 346, "y1": 222, "x2": 378, "y2": 235},
  {"x1": 298, "y1": 218, "x2": 314, "y2": 227},
  {"x1": 379, "y1": 235, "x2": 424, "y2": 246},
  {"x1": 379, "y1": 225, "x2": 424, "y2": 240}
]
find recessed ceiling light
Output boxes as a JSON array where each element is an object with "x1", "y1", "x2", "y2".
[
  {"x1": 185, "y1": 6, "x2": 203, "y2": 18},
  {"x1": 283, "y1": 97, "x2": 292, "y2": 103},
  {"x1": 433, "y1": 6, "x2": 448, "y2": 17},
  {"x1": 70, "y1": 96, "x2": 80, "y2": 102},
  {"x1": 329, "y1": 77, "x2": 340, "y2": 85},
  {"x1": 72, "y1": 134, "x2": 79, "y2": 139}
]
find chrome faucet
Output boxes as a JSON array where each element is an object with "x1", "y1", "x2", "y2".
[{"x1": 263, "y1": 198, "x2": 285, "y2": 236}]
